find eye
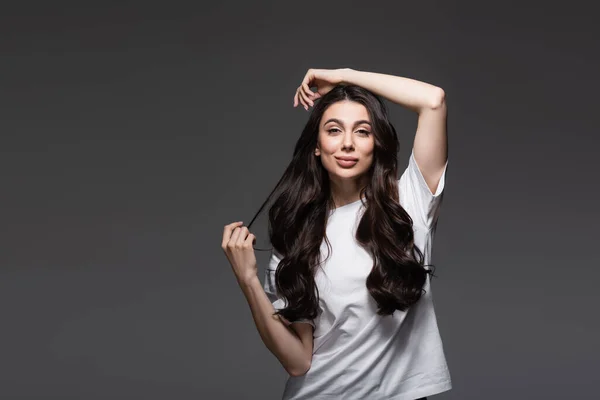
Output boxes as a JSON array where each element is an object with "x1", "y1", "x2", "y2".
[{"x1": 327, "y1": 128, "x2": 371, "y2": 135}]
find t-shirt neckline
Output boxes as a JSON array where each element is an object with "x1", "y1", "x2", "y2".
[{"x1": 332, "y1": 197, "x2": 364, "y2": 211}]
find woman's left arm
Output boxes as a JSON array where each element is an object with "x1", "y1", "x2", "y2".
[
  {"x1": 340, "y1": 68, "x2": 448, "y2": 195},
  {"x1": 339, "y1": 68, "x2": 444, "y2": 112}
]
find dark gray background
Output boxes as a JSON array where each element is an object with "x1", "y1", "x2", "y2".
[{"x1": 1, "y1": 1, "x2": 598, "y2": 399}]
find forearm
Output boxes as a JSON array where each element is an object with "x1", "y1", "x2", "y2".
[
  {"x1": 238, "y1": 275, "x2": 310, "y2": 376},
  {"x1": 339, "y1": 68, "x2": 444, "y2": 112}
]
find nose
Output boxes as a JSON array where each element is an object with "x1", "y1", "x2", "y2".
[{"x1": 342, "y1": 131, "x2": 355, "y2": 149}]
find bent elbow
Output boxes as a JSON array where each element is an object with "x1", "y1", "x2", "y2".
[
  {"x1": 430, "y1": 88, "x2": 446, "y2": 109},
  {"x1": 288, "y1": 361, "x2": 311, "y2": 377}
]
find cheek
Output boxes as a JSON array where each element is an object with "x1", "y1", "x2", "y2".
[
  {"x1": 359, "y1": 143, "x2": 375, "y2": 157},
  {"x1": 320, "y1": 141, "x2": 338, "y2": 154}
]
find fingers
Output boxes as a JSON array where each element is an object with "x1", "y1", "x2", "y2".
[
  {"x1": 245, "y1": 232, "x2": 256, "y2": 247},
  {"x1": 298, "y1": 88, "x2": 310, "y2": 110},
  {"x1": 229, "y1": 225, "x2": 243, "y2": 247},
  {"x1": 296, "y1": 86, "x2": 314, "y2": 110},
  {"x1": 294, "y1": 71, "x2": 316, "y2": 110},
  {"x1": 300, "y1": 83, "x2": 315, "y2": 107},
  {"x1": 302, "y1": 83, "x2": 314, "y2": 104},
  {"x1": 221, "y1": 221, "x2": 243, "y2": 249},
  {"x1": 295, "y1": 87, "x2": 308, "y2": 110},
  {"x1": 235, "y1": 225, "x2": 249, "y2": 247},
  {"x1": 222, "y1": 222, "x2": 256, "y2": 251}
]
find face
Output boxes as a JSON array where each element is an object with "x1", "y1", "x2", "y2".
[{"x1": 315, "y1": 100, "x2": 375, "y2": 186}]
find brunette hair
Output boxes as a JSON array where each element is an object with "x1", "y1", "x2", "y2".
[{"x1": 246, "y1": 84, "x2": 436, "y2": 324}]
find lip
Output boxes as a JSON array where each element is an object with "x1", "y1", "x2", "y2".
[
  {"x1": 335, "y1": 157, "x2": 358, "y2": 168},
  {"x1": 335, "y1": 156, "x2": 358, "y2": 161}
]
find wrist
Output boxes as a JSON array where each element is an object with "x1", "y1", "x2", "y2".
[
  {"x1": 339, "y1": 68, "x2": 355, "y2": 85},
  {"x1": 237, "y1": 273, "x2": 260, "y2": 290}
]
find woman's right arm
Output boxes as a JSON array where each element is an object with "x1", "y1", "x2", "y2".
[
  {"x1": 238, "y1": 275, "x2": 313, "y2": 377},
  {"x1": 221, "y1": 222, "x2": 312, "y2": 376}
]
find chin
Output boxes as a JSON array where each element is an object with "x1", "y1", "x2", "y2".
[{"x1": 332, "y1": 170, "x2": 365, "y2": 179}]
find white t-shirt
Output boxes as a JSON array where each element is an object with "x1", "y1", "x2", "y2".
[{"x1": 263, "y1": 149, "x2": 452, "y2": 400}]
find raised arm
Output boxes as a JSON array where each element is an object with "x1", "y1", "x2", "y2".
[{"x1": 338, "y1": 68, "x2": 448, "y2": 194}]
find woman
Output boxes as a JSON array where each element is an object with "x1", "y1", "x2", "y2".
[{"x1": 221, "y1": 68, "x2": 450, "y2": 400}]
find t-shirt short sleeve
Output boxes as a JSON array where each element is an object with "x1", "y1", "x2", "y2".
[
  {"x1": 263, "y1": 249, "x2": 315, "y2": 328},
  {"x1": 399, "y1": 148, "x2": 448, "y2": 229}
]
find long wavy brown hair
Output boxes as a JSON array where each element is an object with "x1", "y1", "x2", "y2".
[{"x1": 246, "y1": 84, "x2": 436, "y2": 324}]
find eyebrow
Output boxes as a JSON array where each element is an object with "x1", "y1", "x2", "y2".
[{"x1": 323, "y1": 118, "x2": 372, "y2": 127}]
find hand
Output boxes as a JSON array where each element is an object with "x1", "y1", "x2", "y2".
[
  {"x1": 221, "y1": 221, "x2": 258, "y2": 285},
  {"x1": 293, "y1": 68, "x2": 349, "y2": 111}
]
